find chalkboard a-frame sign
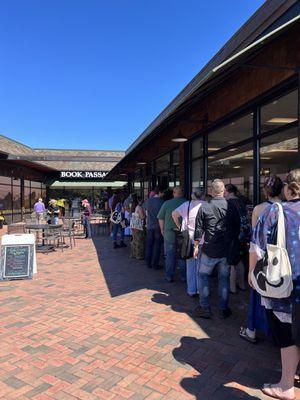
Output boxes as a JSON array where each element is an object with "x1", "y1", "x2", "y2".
[{"x1": 0, "y1": 244, "x2": 34, "y2": 280}]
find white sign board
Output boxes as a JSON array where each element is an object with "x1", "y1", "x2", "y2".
[{"x1": 0, "y1": 234, "x2": 36, "y2": 280}]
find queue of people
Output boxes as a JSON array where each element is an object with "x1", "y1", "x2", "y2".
[{"x1": 109, "y1": 169, "x2": 300, "y2": 400}]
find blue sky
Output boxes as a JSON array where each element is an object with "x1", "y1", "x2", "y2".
[{"x1": 0, "y1": 0, "x2": 265, "y2": 151}]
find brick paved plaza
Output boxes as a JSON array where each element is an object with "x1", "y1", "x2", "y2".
[{"x1": 0, "y1": 233, "x2": 299, "y2": 400}]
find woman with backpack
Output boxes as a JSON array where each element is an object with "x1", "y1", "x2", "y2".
[{"x1": 249, "y1": 170, "x2": 300, "y2": 400}]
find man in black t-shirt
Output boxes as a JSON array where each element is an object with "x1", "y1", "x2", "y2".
[{"x1": 194, "y1": 179, "x2": 231, "y2": 319}]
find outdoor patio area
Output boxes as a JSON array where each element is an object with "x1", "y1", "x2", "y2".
[{"x1": 0, "y1": 233, "x2": 299, "y2": 400}]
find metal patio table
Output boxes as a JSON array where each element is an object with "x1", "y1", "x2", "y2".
[{"x1": 25, "y1": 223, "x2": 63, "y2": 253}]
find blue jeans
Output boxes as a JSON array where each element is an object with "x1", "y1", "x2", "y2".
[
  {"x1": 112, "y1": 223, "x2": 125, "y2": 242},
  {"x1": 146, "y1": 228, "x2": 163, "y2": 268},
  {"x1": 164, "y1": 240, "x2": 186, "y2": 282},
  {"x1": 186, "y1": 257, "x2": 198, "y2": 295},
  {"x1": 51, "y1": 216, "x2": 59, "y2": 225},
  {"x1": 198, "y1": 252, "x2": 230, "y2": 311},
  {"x1": 82, "y1": 215, "x2": 91, "y2": 238}
]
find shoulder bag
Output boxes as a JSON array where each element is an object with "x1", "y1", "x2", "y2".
[
  {"x1": 175, "y1": 202, "x2": 194, "y2": 260},
  {"x1": 251, "y1": 203, "x2": 293, "y2": 298},
  {"x1": 130, "y1": 212, "x2": 144, "y2": 231}
]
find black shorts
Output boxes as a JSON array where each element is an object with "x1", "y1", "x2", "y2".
[
  {"x1": 292, "y1": 286, "x2": 300, "y2": 346},
  {"x1": 266, "y1": 309, "x2": 294, "y2": 348}
]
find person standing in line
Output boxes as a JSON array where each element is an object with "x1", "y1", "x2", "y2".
[
  {"x1": 157, "y1": 186, "x2": 186, "y2": 282},
  {"x1": 130, "y1": 194, "x2": 146, "y2": 259},
  {"x1": 34, "y1": 198, "x2": 46, "y2": 223},
  {"x1": 111, "y1": 194, "x2": 127, "y2": 249},
  {"x1": 82, "y1": 200, "x2": 92, "y2": 238},
  {"x1": 172, "y1": 188, "x2": 206, "y2": 297},
  {"x1": 240, "y1": 176, "x2": 283, "y2": 344},
  {"x1": 144, "y1": 187, "x2": 165, "y2": 269},
  {"x1": 250, "y1": 170, "x2": 300, "y2": 400},
  {"x1": 193, "y1": 179, "x2": 231, "y2": 319},
  {"x1": 224, "y1": 184, "x2": 250, "y2": 294},
  {"x1": 47, "y1": 199, "x2": 60, "y2": 225}
]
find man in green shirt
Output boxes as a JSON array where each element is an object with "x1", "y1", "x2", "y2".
[{"x1": 157, "y1": 186, "x2": 186, "y2": 282}]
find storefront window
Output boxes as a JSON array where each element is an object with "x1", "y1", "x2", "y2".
[
  {"x1": 12, "y1": 185, "x2": 21, "y2": 213},
  {"x1": 260, "y1": 126, "x2": 298, "y2": 187},
  {"x1": 192, "y1": 136, "x2": 203, "y2": 159},
  {"x1": 191, "y1": 136, "x2": 203, "y2": 190},
  {"x1": 208, "y1": 141, "x2": 254, "y2": 202},
  {"x1": 261, "y1": 90, "x2": 298, "y2": 134},
  {"x1": 155, "y1": 154, "x2": 170, "y2": 174},
  {"x1": 0, "y1": 185, "x2": 13, "y2": 215},
  {"x1": 31, "y1": 181, "x2": 42, "y2": 189},
  {"x1": 208, "y1": 113, "x2": 252, "y2": 151},
  {"x1": 191, "y1": 159, "x2": 203, "y2": 188},
  {"x1": 0, "y1": 176, "x2": 12, "y2": 185},
  {"x1": 24, "y1": 186, "x2": 31, "y2": 212}
]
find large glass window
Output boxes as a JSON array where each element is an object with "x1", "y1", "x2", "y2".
[
  {"x1": 24, "y1": 186, "x2": 31, "y2": 213},
  {"x1": 260, "y1": 126, "x2": 298, "y2": 183},
  {"x1": 155, "y1": 154, "x2": 170, "y2": 174},
  {"x1": 12, "y1": 185, "x2": 21, "y2": 214},
  {"x1": 191, "y1": 136, "x2": 203, "y2": 190},
  {"x1": 0, "y1": 176, "x2": 12, "y2": 185},
  {"x1": 208, "y1": 142, "x2": 254, "y2": 202},
  {"x1": 261, "y1": 90, "x2": 298, "y2": 134},
  {"x1": 0, "y1": 185, "x2": 13, "y2": 215},
  {"x1": 191, "y1": 159, "x2": 203, "y2": 188},
  {"x1": 208, "y1": 113, "x2": 252, "y2": 151}
]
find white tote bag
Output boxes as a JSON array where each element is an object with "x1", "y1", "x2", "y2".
[{"x1": 251, "y1": 203, "x2": 293, "y2": 298}]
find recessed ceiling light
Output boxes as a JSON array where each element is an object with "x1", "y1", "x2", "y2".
[
  {"x1": 266, "y1": 117, "x2": 297, "y2": 124},
  {"x1": 233, "y1": 166, "x2": 241, "y2": 169},
  {"x1": 208, "y1": 147, "x2": 220, "y2": 151},
  {"x1": 137, "y1": 162, "x2": 146, "y2": 165}
]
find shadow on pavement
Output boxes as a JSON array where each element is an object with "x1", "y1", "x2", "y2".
[{"x1": 93, "y1": 234, "x2": 280, "y2": 399}]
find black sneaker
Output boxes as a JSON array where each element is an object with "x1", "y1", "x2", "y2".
[
  {"x1": 219, "y1": 308, "x2": 232, "y2": 319},
  {"x1": 120, "y1": 241, "x2": 127, "y2": 248},
  {"x1": 113, "y1": 242, "x2": 120, "y2": 249},
  {"x1": 193, "y1": 305, "x2": 212, "y2": 319},
  {"x1": 153, "y1": 265, "x2": 163, "y2": 270}
]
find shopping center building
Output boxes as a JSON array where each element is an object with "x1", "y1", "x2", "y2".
[
  {"x1": 0, "y1": 135, "x2": 125, "y2": 223},
  {"x1": 1, "y1": 1, "x2": 299, "y2": 222},
  {"x1": 107, "y1": 0, "x2": 300, "y2": 204}
]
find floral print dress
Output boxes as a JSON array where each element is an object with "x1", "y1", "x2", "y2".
[{"x1": 251, "y1": 199, "x2": 300, "y2": 322}]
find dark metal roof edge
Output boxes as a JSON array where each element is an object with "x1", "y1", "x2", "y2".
[{"x1": 125, "y1": 0, "x2": 298, "y2": 156}]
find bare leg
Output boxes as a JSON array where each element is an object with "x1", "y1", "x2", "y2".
[
  {"x1": 263, "y1": 345, "x2": 300, "y2": 399},
  {"x1": 279, "y1": 345, "x2": 300, "y2": 391}
]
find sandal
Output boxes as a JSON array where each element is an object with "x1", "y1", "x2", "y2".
[
  {"x1": 261, "y1": 384, "x2": 296, "y2": 400},
  {"x1": 239, "y1": 327, "x2": 258, "y2": 344}
]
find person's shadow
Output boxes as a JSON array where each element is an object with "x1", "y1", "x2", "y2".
[
  {"x1": 152, "y1": 289, "x2": 281, "y2": 400},
  {"x1": 172, "y1": 336, "x2": 276, "y2": 399}
]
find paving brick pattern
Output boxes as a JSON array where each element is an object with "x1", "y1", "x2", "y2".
[{"x1": 0, "y1": 232, "x2": 299, "y2": 399}]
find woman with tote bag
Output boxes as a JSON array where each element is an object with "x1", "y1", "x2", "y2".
[{"x1": 249, "y1": 169, "x2": 300, "y2": 400}]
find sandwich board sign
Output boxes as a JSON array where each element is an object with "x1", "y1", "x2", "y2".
[{"x1": 0, "y1": 234, "x2": 36, "y2": 281}]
